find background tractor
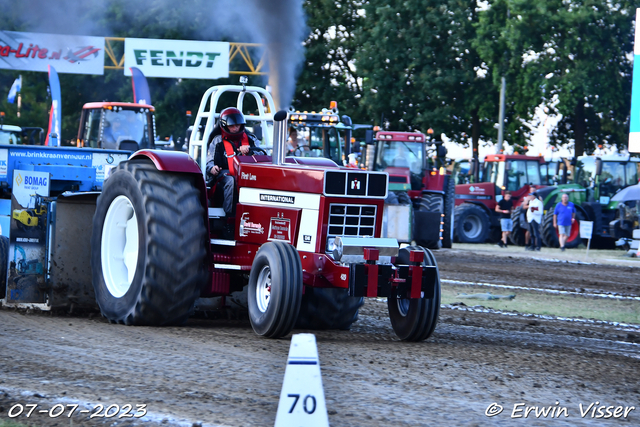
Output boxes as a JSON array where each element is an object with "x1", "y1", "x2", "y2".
[
  {"x1": 360, "y1": 130, "x2": 454, "y2": 249},
  {"x1": 0, "y1": 122, "x2": 45, "y2": 146},
  {"x1": 504, "y1": 155, "x2": 640, "y2": 248},
  {"x1": 527, "y1": 155, "x2": 640, "y2": 248},
  {"x1": 287, "y1": 102, "x2": 353, "y2": 166},
  {"x1": 75, "y1": 102, "x2": 156, "y2": 151},
  {"x1": 454, "y1": 154, "x2": 545, "y2": 243}
]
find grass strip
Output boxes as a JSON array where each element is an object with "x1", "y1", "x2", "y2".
[{"x1": 442, "y1": 284, "x2": 640, "y2": 325}]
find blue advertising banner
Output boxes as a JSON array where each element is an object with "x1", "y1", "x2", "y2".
[
  {"x1": 629, "y1": 9, "x2": 640, "y2": 153},
  {"x1": 5, "y1": 170, "x2": 50, "y2": 304},
  {"x1": 130, "y1": 66, "x2": 151, "y2": 105}
]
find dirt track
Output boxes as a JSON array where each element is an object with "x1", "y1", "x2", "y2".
[{"x1": 0, "y1": 248, "x2": 639, "y2": 426}]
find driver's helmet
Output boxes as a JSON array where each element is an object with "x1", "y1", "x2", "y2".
[{"x1": 220, "y1": 107, "x2": 246, "y2": 138}]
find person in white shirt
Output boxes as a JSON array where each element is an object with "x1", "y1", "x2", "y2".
[{"x1": 526, "y1": 192, "x2": 544, "y2": 251}]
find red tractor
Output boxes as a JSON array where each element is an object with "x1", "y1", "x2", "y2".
[
  {"x1": 89, "y1": 84, "x2": 441, "y2": 341},
  {"x1": 454, "y1": 154, "x2": 544, "y2": 243},
  {"x1": 76, "y1": 102, "x2": 156, "y2": 151},
  {"x1": 362, "y1": 130, "x2": 454, "y2": 249}
]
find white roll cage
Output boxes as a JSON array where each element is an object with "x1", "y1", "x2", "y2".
[{"x1": 188, "y1": 84, "x2": 277, "y2": 176}]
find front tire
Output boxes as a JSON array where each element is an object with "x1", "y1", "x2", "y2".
[
  {"x1": 91, "y1": 159, "x2": 208, "y2": 325},
  {"x1": 248, "y1": 241, "x2": 302, "y2": 338},
  {"x1": 388, "y1": 246, "x2": 440, "y2": 341}
]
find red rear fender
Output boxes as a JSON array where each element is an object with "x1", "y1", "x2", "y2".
[{"x1": 131, "y1": 149, "x2": 202, "y2": 174}]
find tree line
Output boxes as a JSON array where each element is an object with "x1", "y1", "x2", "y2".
[{"x1": 0, "y1": 0, "x2": 635, "y2": 156}]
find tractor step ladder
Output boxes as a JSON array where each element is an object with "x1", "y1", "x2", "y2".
[{"x1": 208, "y1": 207, "x2": 225, "y2": 218}]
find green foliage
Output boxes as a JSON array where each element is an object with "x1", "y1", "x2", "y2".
[
  {"x1": 293, "y1": 0, "x2": 367, "y2": 121},
  {"x1": 476, "y1": 0, "x2": 635, "y2": 155},
  {"x1": 356, "y1": 0, "x2": 499, "y2": 152},
  {"x1": 0, "y1": 72, "x2": 50, "y2": 131}
]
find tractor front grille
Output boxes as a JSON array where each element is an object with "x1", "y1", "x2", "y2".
[{"x1": 328, "y1": 204, "x2": 376, "y2": 237}]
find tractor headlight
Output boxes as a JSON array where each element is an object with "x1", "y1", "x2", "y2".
[
  {"x1": 326, "y1": 236, "x2": 344, "y2": 261},
  {"x1": 333, "y1": 238, "x2": 343, "y2": 261},
  {"x1": 327, "y1": 236, "x2": 345, "y2": 260},
  {"x1": 326, "y1": 237, "x2": 337, "y2": 253}
]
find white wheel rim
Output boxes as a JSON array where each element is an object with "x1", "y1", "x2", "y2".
[
  {"x1": 463, "y1": 214, "x2": 482, "y2": 239},
  {"x1": 101, "y1": 195, "x2": 139, "y2": 298},
  {"x1": 255, "y1": 265, "x2": 271, "y2": 313},
  {"x1": 396, "y1": 298, "x2": 410, "y2": 317}
]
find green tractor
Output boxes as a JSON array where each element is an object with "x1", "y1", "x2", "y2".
[{"x1": 511, "y1": 155, "x2": 640, "y2": 248}]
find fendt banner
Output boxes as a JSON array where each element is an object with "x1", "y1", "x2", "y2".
[
  {"x1": 124, "y1": 38, "x2": 230, "y2": 79},
  {"x1": 0, "y1": 31, "x2": 105, "y2": 75}
]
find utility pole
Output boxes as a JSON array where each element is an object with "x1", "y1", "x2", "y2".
[{"x1": 496, "y1": 76, "x2": 506, "y2": 153}]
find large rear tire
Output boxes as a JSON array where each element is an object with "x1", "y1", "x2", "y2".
[
  {"x1": 416, "y1": 194, "x2": 443, "y2": 249},
  {"x1": 248, "y1": 241, "x2": 302, "y2": 338},
  {"x1": 296, "y1": 288, "x2": 364, "y2": 330},
  {"x1": 91, "y1": 159, "x2": 208, "y2": 326},
  {"x1": 388, "y1": 246, "x2": 440, "y2": 341},
  {"x1": 453, "y1": 203, "x2": 490, "y2": 243},
  {"x1": 509, "y1": 206, "x2": 527, "y2": 246}
]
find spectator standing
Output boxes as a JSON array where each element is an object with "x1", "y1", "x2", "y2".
[
  {"x1": 495, "y1": 191, "x2": 513, "y2": 248},
  {"x1": 527, "y1": 191, "x2": 544, "y2": 251},
  {"x1": 553, "y1": 193, "x2": 576, "y2": 251},
  {"x1": 520, "y1": 192, "x2": 533, "y2": 249}
]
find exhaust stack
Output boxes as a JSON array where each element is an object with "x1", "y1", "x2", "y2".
[{"x1": 272, "y1": 110, "x2": 288, "y2": 166}]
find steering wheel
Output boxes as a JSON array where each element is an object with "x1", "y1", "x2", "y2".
[{"x1": 248, "y1": 146, "x2": 268, "y2": 156}]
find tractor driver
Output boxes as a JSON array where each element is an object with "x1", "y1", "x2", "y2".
[{"x1": 206, "y1": 107, "x2": 259, "y2": 217}]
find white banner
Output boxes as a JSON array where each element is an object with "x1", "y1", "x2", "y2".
[
  {"x1": 124, "y1": 38, "x2": 229, "y2": 79},
  {"x1": 0, "y1": 31, "x2": 105, "y2": 75},
  {"x1": 579, "y1": 221, "x2": 593, "y2": 239}
]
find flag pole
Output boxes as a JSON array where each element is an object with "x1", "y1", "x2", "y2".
[{"x1": 16, "y1": 75, "x2": 22, "y2": 118}]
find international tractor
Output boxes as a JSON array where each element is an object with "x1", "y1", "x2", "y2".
[
  {"x1": 75, "y1": 102, "x2": 156, "y2": 151},
  {"x1": 358, "y1": 130, "x2": 454, "y2": 249},
  {"x1": 454, "y1": 154, "x2": 545, "y2": 243},
  {"x1": 0, "y1": 86, "x2": 440, "y2": 341}
]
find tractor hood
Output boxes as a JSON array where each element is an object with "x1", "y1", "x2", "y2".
[{"x1": 236, "y1": 160, "x2": 388, "y2": 199}]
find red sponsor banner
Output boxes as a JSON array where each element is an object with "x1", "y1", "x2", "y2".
[{"x1": 0, "y1": 31, "x2": 104, "y2": 75}]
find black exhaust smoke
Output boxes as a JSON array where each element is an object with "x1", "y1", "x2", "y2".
[{"x1": 246, "y1": 0, "x2": 307, "y2": 110}]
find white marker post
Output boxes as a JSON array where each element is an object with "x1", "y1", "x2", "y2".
[
  {"x1": 274, "y1": 334, "x2": 329, "y2": 427},
  {"x1": 580, "y1": 221, "x2": 593, "y2": 261}
]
